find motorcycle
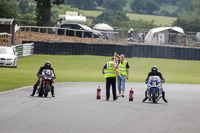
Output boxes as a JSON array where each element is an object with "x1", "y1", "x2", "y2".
[
  {"x1": 37, "y1": 69, "x2": 55, "y2": 97},
  {"x1": 146, "y1": 76, "x2": 163, "y2": 103},
  {"x1": 127, "y1": 33, "x2": 136, "y2": 42}
]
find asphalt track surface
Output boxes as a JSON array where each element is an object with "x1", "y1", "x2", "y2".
[{"x1": 0, "y1": 82, "x2": 200, "y2": 133}]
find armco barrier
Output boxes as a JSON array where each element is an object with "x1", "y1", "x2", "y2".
[
  {"x1": 15, "y1": 43, "x2": 34, "y2": 57},
  {"x1": 22, "y1": 41, "x2": 200, "y2": 60}
]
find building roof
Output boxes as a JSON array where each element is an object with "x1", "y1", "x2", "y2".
[
  {"x1": 147, "y1": 27, "x2": 185, "y2": 35},
  {"x1": 0, "y1": 18, "x2": 14, "y2": 25},
  {"x1": 93, "y1": 23, "x2": 114, "y2": 31}
]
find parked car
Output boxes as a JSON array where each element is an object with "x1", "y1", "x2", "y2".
[
  {"x1": 0, "y1": 46, "x2": 18, "y2": 68},
  {"x1": 57, "y1": 23, "x2": 102, "y2": 38}
]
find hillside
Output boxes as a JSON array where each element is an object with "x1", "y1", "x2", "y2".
[{"x1": 81, "y1": 10, "x2": 176, "y2": 26}]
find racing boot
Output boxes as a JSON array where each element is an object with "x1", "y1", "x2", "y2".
[
  {"x1": 113, "y1": 97, "x2": 118, "y2": 101},
  {"x1": 51, "y1": 86, "x2": 55, "y2": 97},
  {"x1": 162, "y1": 91, "x2": 168, "y2": 103},
  {"x1": 142, "y1": 91, "x2": 148, "y2": 102}
]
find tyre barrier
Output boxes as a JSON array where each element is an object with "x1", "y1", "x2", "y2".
[{"x1": 22, "y1": 41, "x2": 200, "y2": 60}]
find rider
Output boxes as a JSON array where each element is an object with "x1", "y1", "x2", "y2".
[
  {"x1": 30, "y1": 61, "x2": 56, "y2": 97},
  {"x1": 142, "y1": 66, "x2": 168, "y2": 103},
  {"x1": 127, "y1": 28, "x2": 136, "y2": 41}
]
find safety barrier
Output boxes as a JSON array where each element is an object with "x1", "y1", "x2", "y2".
[
  {"x1": 0, "y1": 33, "x2": 12, "y2": 46},
  {"x1": 22, "y1": 41, "x2": 200, "y2": 61},
  {"x1": 15, "y1": 43, "x2": 34, "y2": 57}
]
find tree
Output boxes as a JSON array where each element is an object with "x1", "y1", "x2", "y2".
[
  {"x1": 102, "y1": 0, "x2": 127, "y2": 11},
  {"x1": 0, "y1": 1, "x2": 17, "y2": 18},
  {"x1": 66, "y1": 0, "x2": 97, "y2": 10},
  {"x1": 95, "y1": 0, "x2": 104, "y2": 6},
  {"x1": 130, "y1": 0, "x2": 159, "y2": 15},
  {"x1": 93, "y1": 10, "x2": 129, "y2": 25},
  {"x1": 34, "y1": 0, "x2": 64, "y2": 26},
  {"x1": 119, "y1": 19, "x2": 158, "y2": 29},
  {"x1": 176, "y1": 0, "x2": 191, "y2": 14},
  {"x1": 173, "y1": 0, "x2": 200, "y2": 32},
  {"x1": 51, "y1": 5, "x2": 81, "y2": 25},
  {"x1": 18, "y1": 0, "x2": 34, "y2": 14}
]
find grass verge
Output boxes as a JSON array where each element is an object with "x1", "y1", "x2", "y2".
[{"x1": 0, "y1": 55, "x2": 199, "y2": 92}]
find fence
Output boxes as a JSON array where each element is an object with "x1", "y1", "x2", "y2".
[
  {"x1": 16, "y1": 26, "x2": 200, "y2": 48},
  {"x1": 16, "y1": 26, "x2": 119, "y2": 44},
  {"x1": 15, "y1": 43, "x2": 34, "y2": 57},
  {"x1": 0, "y1": 33, "x2": 12, "y2": 46}
]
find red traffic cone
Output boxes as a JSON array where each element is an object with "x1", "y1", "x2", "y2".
[
  {"x1": 96, "y1": 86, "x2": 101, "y2": 99},
  {"x1": 129, "y1": 88, "x2": 134, "y2": 101}
]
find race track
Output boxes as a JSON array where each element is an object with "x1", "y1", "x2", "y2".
[{"x1": 0, "y1": 82, "x2": 200, "y2": 133}]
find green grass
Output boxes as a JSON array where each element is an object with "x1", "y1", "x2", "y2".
[
  {"x1": 81, "y1": 10, "x2": 102, "y2": 18},
  {"x1": 0, "y1": 55, "x2": 200, "y2": 92},
  {"x1": 81, "y1": 10, "x2": 176, "y2": 26}
]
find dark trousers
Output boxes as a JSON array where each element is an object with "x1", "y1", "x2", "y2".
[
  {"x1": 106, "y1": 77, "x2": 117, "y2": 100},
  {"x1": 32, "y1": 78, "x2": 54, "y2": 96}
]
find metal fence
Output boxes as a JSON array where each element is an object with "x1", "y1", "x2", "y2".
[
  {"x1": 16, "y1": 26, "x2": 200, "y2": 47},
  {"x1": 15, "y1": 43, "x2": 34, "y2": 57},
  {"x1": 16, "y1": 26, "x2": 120, "y2": 44}
]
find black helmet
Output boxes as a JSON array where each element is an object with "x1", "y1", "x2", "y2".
[
  {"x1": 44, "y1": 61, "x2": 51, "y2": 68},
  {"x1": 151, "y1": 66, "x2": 158, "y2": 74}
]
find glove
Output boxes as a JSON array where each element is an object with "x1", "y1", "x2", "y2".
[
  {"x1": 161, "y1": 79, "x2": 165, "y2": 83},
  {"x1": 37, "y1": 74, "x2": 41, "y2": 77},
  {"x1": 145, "y1": 80, "x2": 148, "y2": 84},
  {"x1": 114, "y1": 63, "x2": 118, "y2": 68}
]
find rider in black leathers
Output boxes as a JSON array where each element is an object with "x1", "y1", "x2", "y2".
[
  {"x1": 30, "y1": 61, "x2": 56, "y2": 97},
  {"x1": 142, "y1": 66, "x2": 168, "y2": 103}
]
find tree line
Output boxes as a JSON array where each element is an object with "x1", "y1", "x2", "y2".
[{"x1": 0, "y1": 0, "x2": 199, "y2": 32}]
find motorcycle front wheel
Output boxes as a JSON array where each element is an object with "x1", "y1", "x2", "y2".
[
  {"x1": 38, "y1": 88, "x2": 43, "y2": 97},
  {"x1": 44, "y1": 84, "x2": 50, "y2": 97},
  {"x1": 152, "y1": 90, "x2": 157, "y2": 103}
]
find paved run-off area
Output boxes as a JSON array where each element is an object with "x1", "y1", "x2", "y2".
[{"x1": 0, "y1": 82, "x2": 200, "y2": 133}]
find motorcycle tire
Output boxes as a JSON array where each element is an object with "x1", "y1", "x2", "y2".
[
  {"x1": 44, "y1": 84, "x2": 50, "y2": 97},
  {"x1": 152, "y1": 90, "x2": 157, "y2": 103}
]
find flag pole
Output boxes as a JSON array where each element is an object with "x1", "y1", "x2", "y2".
[{"x1": 114, "y1": 52, "x2": 122, "y2": 78}]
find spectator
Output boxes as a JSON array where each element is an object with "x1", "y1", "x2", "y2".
[{"x1": 138, "y1": 31, "x2": 143, "y2": 43}]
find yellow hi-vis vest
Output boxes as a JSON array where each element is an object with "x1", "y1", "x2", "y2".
[
  {"x1": 118, "y1": 60, "x2": 127, "y2": 75},
  {"x1": 105, "y1": 61, "x2": 118, "y2": 78}
]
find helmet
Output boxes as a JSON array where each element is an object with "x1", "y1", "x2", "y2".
[
  {"x1": 44, "y1": 61, "x2": 51, "y2": 69},
  {"x1": 130, "y1": 28, "x2": 134, "y2": 31},
  {"x1": 151, "y1": 66, "x2": 158, "y2": 74}
]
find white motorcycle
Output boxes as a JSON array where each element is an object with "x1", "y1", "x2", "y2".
[{"x1": 145, "y1": 76, "x2": 164, "y2": 103}]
